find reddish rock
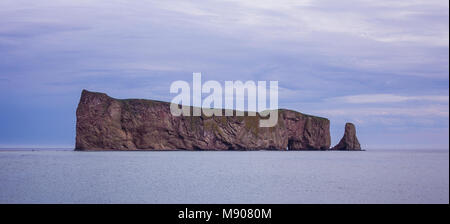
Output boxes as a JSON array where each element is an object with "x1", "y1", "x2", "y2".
[
  {"x1": 332, "y1": 123, "x2": 361, "y2": 150},
  {"x1": 75, "y1": 90, "x2": 331, "y2": 150}
]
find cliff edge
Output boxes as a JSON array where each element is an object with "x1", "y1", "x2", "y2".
[{"x1": 75, "y1": 90, "x2": 332, "y2": 150}]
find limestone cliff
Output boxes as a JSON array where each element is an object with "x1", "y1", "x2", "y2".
[{"x1": 75, "y1": 90, "x2": 331, "y2": 150}]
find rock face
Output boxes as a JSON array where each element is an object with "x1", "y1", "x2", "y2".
[
  {"x1": 332, "y1": 123, "x2": 361, "y2": 150},
  {"x1": 75, "y1": 90, "x2": 331, "y2": 150}
]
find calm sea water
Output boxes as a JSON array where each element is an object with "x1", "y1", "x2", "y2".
[{"x1": 0, "y1": 149, "x2": 448, "y2": 204}]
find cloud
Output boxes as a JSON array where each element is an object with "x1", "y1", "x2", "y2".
[
  {"x1": 154, "y1": 0, "x2": 449, "y2": 46},
  {"x1": 317, "y1": 105, "x2": 449, "y2": 117},
  {"x1": 329, "y1": 94, "x2": 449, "y2": 104}
]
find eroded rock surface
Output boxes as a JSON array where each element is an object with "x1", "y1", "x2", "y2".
[
  {"x1": 332, "y1": 123, "x2": 361, "y2": 150},
  {"x1": 75, "y1": 90, "x2": 331, "y2": 150}
]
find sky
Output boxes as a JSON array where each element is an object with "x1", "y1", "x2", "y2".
[{"x1": 0, "y1": 0, "x2": 448, "y2": 149}]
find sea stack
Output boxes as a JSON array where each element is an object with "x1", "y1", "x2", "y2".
[
  {"x1": 75, "y1": 90, "x2": 331, "y2": 150},
  {"x1": 332, "y1": 123, "x2": 361, "y2": 150}
]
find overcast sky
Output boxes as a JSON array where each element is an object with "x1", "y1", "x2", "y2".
[{"x1": 0, "y1": 0, "x2": 448, "y2": 149}]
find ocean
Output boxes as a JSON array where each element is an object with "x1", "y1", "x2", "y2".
[{"x1": 0, "y1": 149, "x2": 448, "y2": 204}]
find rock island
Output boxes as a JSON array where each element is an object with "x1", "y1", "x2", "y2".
[{"x1": 75, "y1": 90, "x2": 361, "y2": 151}]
